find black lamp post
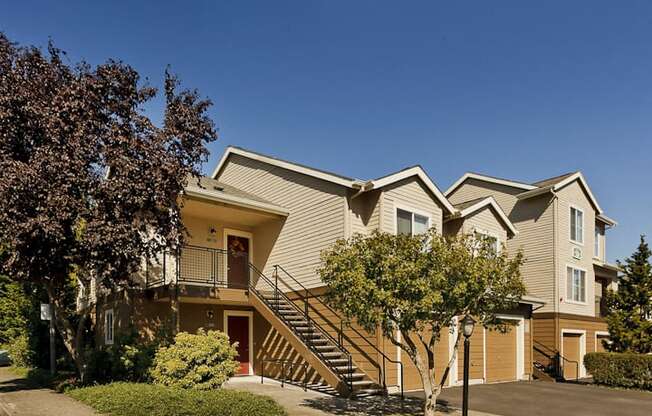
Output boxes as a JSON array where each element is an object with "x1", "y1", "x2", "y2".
[{"x1": 461, "y1": 315, "x2": 476, "y2": 416}]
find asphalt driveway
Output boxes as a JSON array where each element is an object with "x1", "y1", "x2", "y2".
[{"x1": 422, "y1": 380, "x2": 652, "y2": 416}]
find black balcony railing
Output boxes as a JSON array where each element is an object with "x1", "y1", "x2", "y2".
[{"x1": 145, "y1": 245, "x2": 250, "y2": 289}]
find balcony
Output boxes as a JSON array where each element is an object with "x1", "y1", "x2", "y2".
[{"x1": 143, "y1": 245, "x2": 254, "y2": 290}]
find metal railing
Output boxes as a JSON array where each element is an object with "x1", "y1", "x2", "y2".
[
  {"x1": 145, "y1": 245, "x2": 250, "y2": 289},
  {"x1": 261, "y1": 359, "x2": 309, "y2": 391},
  {"x1": 247, "y1": 263, "x2": 356, "y2": 394},
  {"x1": 274, "y1": 264, "x2": 404, "y2": 398},
  {"x1": 533, "y1": 340, "x2": 579, "y2": 381}
]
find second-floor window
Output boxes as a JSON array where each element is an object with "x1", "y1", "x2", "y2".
[
  {"x1": 474, "y1": 230, "x2": 499, "y2": 255},
  {"x1": 566, "y1": 266, "x2": 586, "y2": 303},
  {"x1": 594, "y1": 226, "x2": 600, "y2": 258},
  {"x1": 570, "y1": 206, "x2": 584, "y2": 244},
  {"x1": 396, "y1": 208, "x2": 430, "y2": 236}
]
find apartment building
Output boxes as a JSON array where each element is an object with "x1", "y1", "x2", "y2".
[{"x1": 445, "y1": 172, "x2": 619, "y2": 379}]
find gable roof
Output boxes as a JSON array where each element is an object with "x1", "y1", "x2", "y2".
[
  {"x1": 446, "y1": 171, "x2": 613, "y2": 222},
  {"x1": 448, "y1": 196, "x2": 519, "y2": 236},
  {"x1": 516, "y1": 171, "x2": 604, "y2": 214},
  {"x1": 445, "y1": 172, "x2": 536, "y2": 196},
  {"x1": 212, "y1": 146, "x2": 456, "y2": 214}
]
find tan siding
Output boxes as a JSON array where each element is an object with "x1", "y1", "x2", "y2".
[
  {"x1": 380, "y1": 178, "x2": 444, "y2": 235},
  {"x1": 217, "y1": 154, "x2": 347, "y2": 289},
  {"x1": 401, "y1": 328, "x2": 450, "y2": 391},
  {"x1": 448, "y1": 180, "x2": 557, "y2": 313},
  {"x1": 556, "y1": 181, "x2": 597, "y2": 317},
  {"x1": 348, "y1": 190, "x2": 381, "y2": 236},
  {"x1": 446, "y1": 206, "x2": 509, "y2": 244}
]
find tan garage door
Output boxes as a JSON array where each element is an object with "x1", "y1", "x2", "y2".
[
  {"x1": 562, "y1": 333, "x2": 581, "y2": 380},
  {"x1": 596, "y1": 335, "x2": 609, "y2": 353},
  {"x1": 486, "y1": 323, "x2": 517, "y2": 383}
]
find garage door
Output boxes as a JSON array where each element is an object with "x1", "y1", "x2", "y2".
[
  {"x1": 562, "y1": 333, "x2": 581, "y2": 380},
  {"x1": 596, "y1": 334, "x2": 609, "y2": 353},
  {"x1": 486, "y1": 323, "x2": 517, "y2": 382}
]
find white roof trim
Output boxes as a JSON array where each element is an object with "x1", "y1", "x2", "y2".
[
  {"x1": 445, "y1": 172, "x2": 536, "y2": 196},
  {"x1": 597, "y1": 214, "x2": 617, "y2": 227},
  {"x1": 370, "y1": 167, "x2": 456, "y2": 214},
  {"x1": 448, "y1": 197, "x2": 518, "y2": 236},
  {"x1": 518, "y1": 172, "x2": 604, "y2": 215},
  {"x1": 184, "y1": 186, "x2": 289, "y2": 217},
  {"x1": 211, "y1": 146, "x2": 358, "y2": 188},
  {"x1": 520, "y1": 295, "x2": 546, "y2": 306}
]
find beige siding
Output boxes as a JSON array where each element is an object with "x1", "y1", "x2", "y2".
[
  {"x1": 448, "y1": 180, "x2": 557, "y2": 313},
  {"x1": 445, "y1": 206, "x2": 509, "y2": 245},
  {"x1": 216, "y1": 154, "x2": 347, "y2": 289},
  {"x1": 379, "y1": 178, "x2": 444, "y2": 234},
  {"x1": 556, "y1": 181, "x2": 597, "y2": 317},
  {"x1": 447, "y1": 178, "x2": 522, "y2": 216},
  {"x1": 348, "y1": 190, "x2": 382, "y2": 236}
]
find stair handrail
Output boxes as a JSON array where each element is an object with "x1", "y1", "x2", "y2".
[
  {"x1": 533, "y1": 340, "x2": 580, "y2": 381},
  {"x1": 247, "y1": 263, "x2": 354, "y2": 392},
  {"x1": 274, "y1": 264, "x2": 404, "y2": 398}
]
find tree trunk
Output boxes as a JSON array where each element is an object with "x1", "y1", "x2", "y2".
[
  {"x1": 45, "y1": 282, "x2": 89, "y2": 380},
  {"x1": 414, "y1": 350, "x2": 439, "y2": 416}
]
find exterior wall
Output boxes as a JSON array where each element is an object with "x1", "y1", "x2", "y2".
[
  {"x1": 348, "y1": 190, "x2": 381, "y2": 236},
  {"x1": 443, "y1": 206, "x2": 509, "y2": 245},
  {"x1": 401, "y1": 328, "x2": 450, "y2": 391},
  {"x1": 555, "y1": 181, "x2": 597, "y2": 317},
  {"x1": 532, "y1": 313, "x2": 608, "y2": 375},
  {"x1": 595, "y1": 222, "x2": 606, "y2": 261},
  {"x1": 447, "y1": 180, "x2": 556, "y2": 313},
  {"x1": 379, "y1": 177, "x2": 445, "y2": 234},
  {"x1": 217, "y1": 154, "x2": 348, "y2": 289}
]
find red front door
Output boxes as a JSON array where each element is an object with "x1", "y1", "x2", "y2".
[
  {"x1": 227, "y1": 235, "x2": 250, "y2": 289},
  {"x1": 227, "y1": 315, "x2": 250, "y2": 375}
]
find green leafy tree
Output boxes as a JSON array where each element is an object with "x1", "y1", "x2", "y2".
[
  {"x1": 319, "y1": 231, "x2": 525, "y2": 416},
  {"x1": 605, "y1": 236, "x2": 652, "y2": 353},
  {"x1": 0, "y1": 33, "x2": 217, "y2": 378}
]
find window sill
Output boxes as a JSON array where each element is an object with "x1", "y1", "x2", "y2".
[{"x1": 564, "y1": 299, "x2": 588, "y2": 306}]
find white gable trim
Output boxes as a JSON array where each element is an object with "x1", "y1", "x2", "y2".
[
  {"x1": 446, "y1": 197, "x2": 518, "y2": 236},
  {"x1": 211, "y1": 146, "x2": 361, "y2": 188},
  {"x1": 371, "y1": 167, "x2": 456, "y2": 214},
  {"x1": 445, "y1": 172, "x2": 536, "y2": 197},
  {"x1": 518, "y1": 172, "x2": 604, "y2": 215},
  {"x1": 183, "y1": 186, "x2": 290, "y2": 217}
]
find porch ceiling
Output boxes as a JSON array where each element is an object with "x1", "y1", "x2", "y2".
[{"x1": 183, "y1": 198, "x2": 282, "y2": 227}]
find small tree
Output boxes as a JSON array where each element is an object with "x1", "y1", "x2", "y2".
[
  {"x1": 319, "y1": 231, "x2": 525, "y2": 416},
  {"x1": 605, "y1": 236, "x2": 652, "y2": 353},
  {"x1": 0, "y1": 33, "x2": 217, "y2": 377}
]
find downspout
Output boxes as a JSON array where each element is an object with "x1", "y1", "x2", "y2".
[{"x1": 551, "y1": 190, "x2": 559, "y2": 351}]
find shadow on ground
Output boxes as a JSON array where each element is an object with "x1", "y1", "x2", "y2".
[{"x1": 301, "y1": 394, "x2": 456, "y2": 416}]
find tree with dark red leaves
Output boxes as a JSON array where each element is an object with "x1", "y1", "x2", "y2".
[{"x1": 0, "y1": 33, "x2": 217, "y2": 377}]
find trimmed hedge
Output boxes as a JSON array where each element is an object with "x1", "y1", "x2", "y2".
[
  {"x1": 584, "y1": 352, "x2": 652, "y2": 390},
  {"x1": 67, "y1": 382, "x2": 288, "y2": 416}
]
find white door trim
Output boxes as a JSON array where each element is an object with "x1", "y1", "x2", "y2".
[
  {"x1": 223, "y1": 228, "x2": 254, "y2": 287},
  {"x1": 224, "y1": 310, "x2": 254, "y2": 375},
  {"x1": 594, "y1": 330, "x2": 610, "y2": 352},
  {"x1": 560, "y1": 328, "x2": 587, "y2": 378},
  {"x1": 494, "y1": 314, "x2": 526, "y2": 381}
]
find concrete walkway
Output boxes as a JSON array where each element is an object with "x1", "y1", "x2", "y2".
[
  {"x1": 224, "y1": 376, "x2": 497, "y2": 416},
  {"x1": 0, "y1": 367, "x2": 96, "y2": 416}
]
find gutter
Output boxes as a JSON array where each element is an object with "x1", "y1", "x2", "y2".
[{"x1": 350, "y1": 180, "x2": 374, "y2": 200}]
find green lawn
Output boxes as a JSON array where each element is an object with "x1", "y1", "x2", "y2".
[{"x1": 66, "y1": 382, "x2": 288, "y2": 416}]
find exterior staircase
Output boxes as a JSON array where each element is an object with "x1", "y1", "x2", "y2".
[{"x1": 248, "y1": 264, "x2": 383, "y2": 397}]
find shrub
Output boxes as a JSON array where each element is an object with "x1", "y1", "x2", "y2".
[
  {"x1": 151, "y1": 329, "x2": 239, "y2": 390},
  {"x1": 584, "y1": 352, "x2": 652, "y2": 390},
  {"x1": 6, "y1": 334, "x2": 33, "y2": 368},
  {"x1": 67, "y1": 382, "x2": 288, "y2": 416}
]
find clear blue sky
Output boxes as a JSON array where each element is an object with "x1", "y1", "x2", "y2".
[{"x1": 3, "y1": 1, "x2": 650, "y2": 262}]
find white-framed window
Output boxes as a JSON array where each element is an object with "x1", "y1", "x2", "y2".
[
  {"x1": 473, "y1": 229, "x2": 499, "y2": 255},
  {"x1": 570, "y1": 206, "x2": 584, "y2": 244},
  {"x1": 396, "y1": 207, "x2": 430, "y2": 236},
  {"x1": 105, "y1": 309, "x2": 114, "y2": 345},
  {"x1": 594, "y1": 226, "x2": 600, "y2": 258},
  {"x1": 566, "y1": 266, "x2": 586, "y2": 303}
]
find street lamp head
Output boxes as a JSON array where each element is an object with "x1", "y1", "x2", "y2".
[{"x1": 461, "y1": 315, "x2": 476, "y2": 339}]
